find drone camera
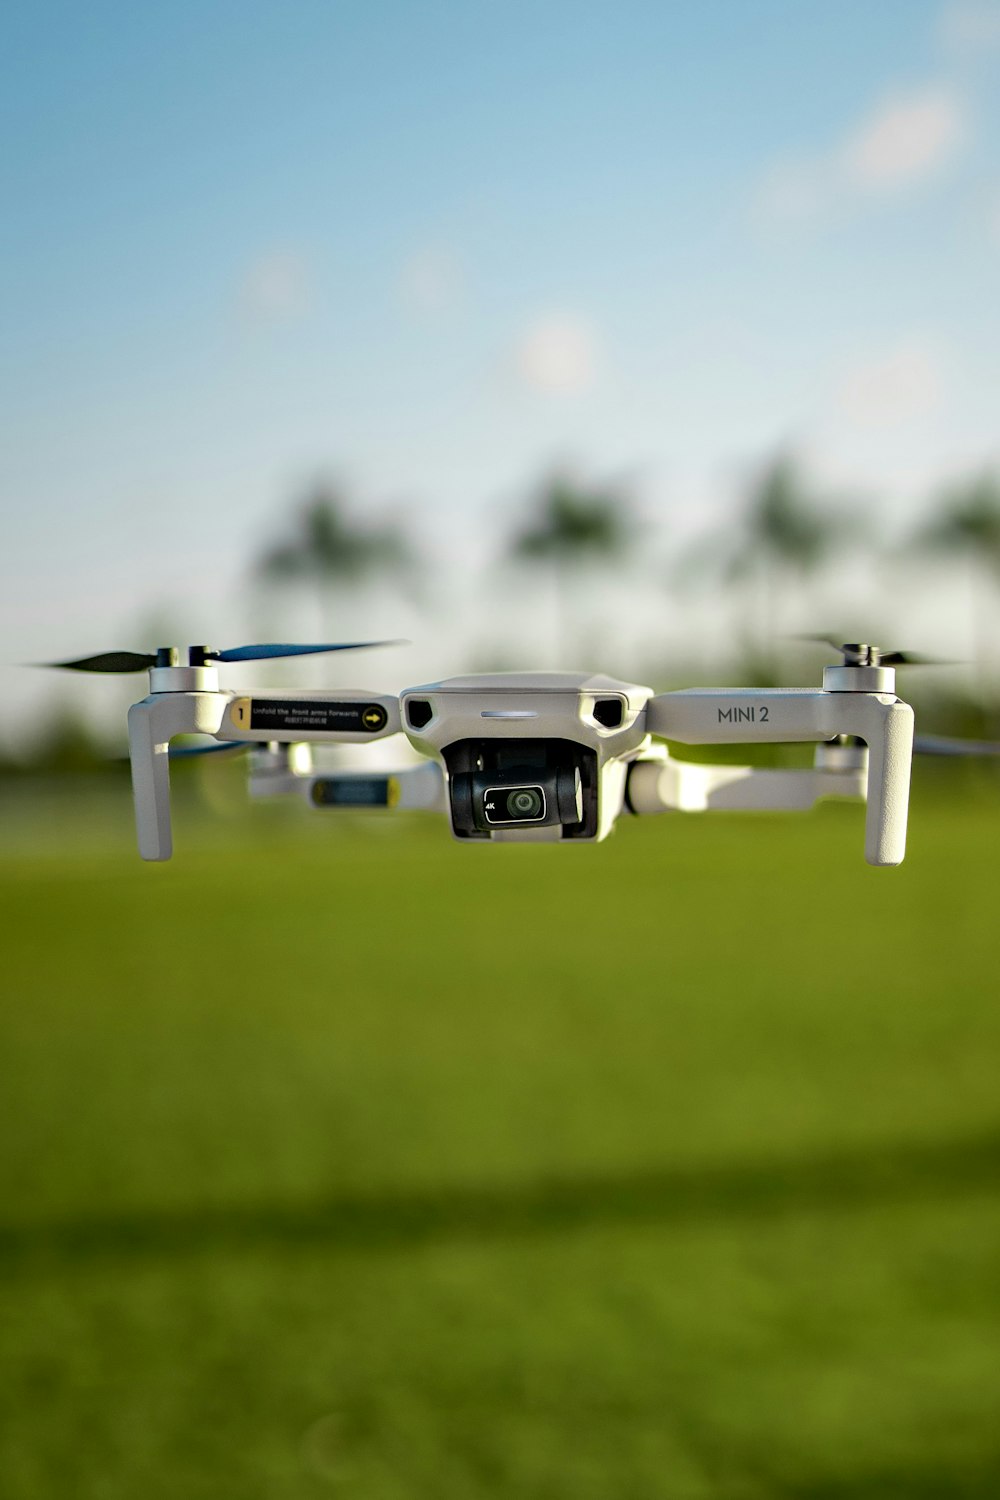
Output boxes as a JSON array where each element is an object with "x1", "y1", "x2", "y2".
[{"x1": 445, "y1": 738, "x2": 595, "y2": 839}]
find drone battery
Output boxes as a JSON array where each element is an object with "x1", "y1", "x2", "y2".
[{"x1": 310, "y1": 776, "x2": 396, "y2": 807}]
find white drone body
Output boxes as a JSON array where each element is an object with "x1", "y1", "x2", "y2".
[{"x1": 122, "y1": 655, "x2": 915, "y2": 866}]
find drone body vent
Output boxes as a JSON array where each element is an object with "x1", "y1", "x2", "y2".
[
  {"x1": 407, "y1": 699, "x2": 434, "y2": 730},
  {"x1": 593, "y1": 698, "x2": 624, "y2": 728}
]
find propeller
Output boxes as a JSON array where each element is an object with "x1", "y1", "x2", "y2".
[
  {"x1": 792, "y1": 636, "x2": 953, "y2": 667},
  {"x1": 914, "y1": 733, "x2": 1000, "y2": 758},
  {"x1": 168, "y1": 740, "x2": 250, "y2": 760},
  {"x1": 41, "y1": 641, "x2": 402, "y2": 673}
]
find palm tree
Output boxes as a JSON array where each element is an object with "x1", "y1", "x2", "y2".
[
  {"x1": 507, "y1": 473, "x2": 634, "y2": 661},
  {"x1": 257, "y1": 483, "x2": 414, "y2": 635},
  {"x1": 913, "y1": 470, "x2": 1000, "y2": 695},
  {"x1": 915, "y1": 471, "x2": 1000, "y2": 575},
  {"x1": 719, "y1": 455, "x2": 853, "y2": 677}
]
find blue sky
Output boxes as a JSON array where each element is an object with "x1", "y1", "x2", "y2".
[{"x1": 3, "y1": 0, "x2": 1000, "y2": 734}]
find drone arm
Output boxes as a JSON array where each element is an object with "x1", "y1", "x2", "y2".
[
  {"x1": 645, "y1": 689, "x2": 914, "y2": 865},
  {"x1": 246, "y1": 743, "x2": 314, "y2": 799},
  {"x1": 127, "y1": 692, "x2": 227, "y2": 861},
  {"x1": 628, "y1": 756, "x2": 755, "y2": 812},
  {"x1": 645, "y1": 688, "x2": 830, "y2": 745},
  {"x1": 388, "y1": 762, "x2": 447, "y2": 811},
  {"x1": 127, "y1": 703, "x2": 173, "y2": 861},
  {"x1": 627, "y1": 754, "x2": 866, "y2": 814},
  {"x1": 834, "y1": 695, "x2": 914, "y2": 867},
  {"x1": 306, "y1": 761, "x2": 446, "y2": 813},
  {"x1": 240, "y1": 743, "x2": 445, "y2": 812},
  {"x1": 220, "y1": 692, "x2": 400, "y2": 743}
]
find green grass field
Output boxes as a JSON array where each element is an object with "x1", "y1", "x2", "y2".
[{"x1": 2, "y1": 767, "x2": 999, "y2": 1498}]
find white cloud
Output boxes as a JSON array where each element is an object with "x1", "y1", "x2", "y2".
[
  {"x1": 841, "y1": 88, "x2": 965, "y2": 190},
  {"x1": 836, "y1": 342, "x2": 944, "y2": 428},
  {"x1": 755, "y1": 84, "x2": 967, "y2": 224},
  {"x1": 514, "y1": 315, "x2": 598, "y2": 394},
  {"x1": 398, "y1": 245, "x2": 465, "y2": 316},
  {"x1": 239, "y1": 250, "x2": 312, "y2": 325}
]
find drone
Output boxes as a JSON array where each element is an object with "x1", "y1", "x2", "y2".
[{"x1": 41, "y1": 638, "x2": 998, "y2": 867}]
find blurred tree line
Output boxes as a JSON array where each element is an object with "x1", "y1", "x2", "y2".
[
  {"x1": 257, "y1": 485, "x2": 415, "y2": 631},
  {"x1": 7, "y1": 456, "x2": 1000, "y2": 775}
]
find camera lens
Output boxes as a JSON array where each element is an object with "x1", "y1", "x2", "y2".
[
  {"x1": 479, "y1": 781, "x2": 548, "y2": 827},
  {"x1": 507, "y1": 787, "x2": 542, "y2": 819}
]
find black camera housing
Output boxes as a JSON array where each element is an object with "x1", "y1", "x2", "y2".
[{"x1": 444, "y1": 738, "x2": 598, "y2": 840}]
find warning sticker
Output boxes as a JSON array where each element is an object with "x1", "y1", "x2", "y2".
[
  {"x1": 249, "y1": 699, "x2": 389, "y2": 733},
  {"x1": 311, "y1": 776, "x2": 391, "y2": 806}
]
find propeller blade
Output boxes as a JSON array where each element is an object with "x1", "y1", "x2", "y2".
[
  {"x1": 790, "y1": 634, "x2": 844, "y2": 651},
  {"x1": 914, "y1": 733, "x2": 1000, "y2": 758},
  {"x1": 42, "y1": 651, "x2": 158, "y2": 673},
  {"x1": 877, "y1": 651, "x2": 954, "y2": 667},
  {"x1": 210, "y1": 640, "x2": 403, "y2": 663},
  {"x1": 168, "y1": 741, "x2": 250, "y2": 759}
]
